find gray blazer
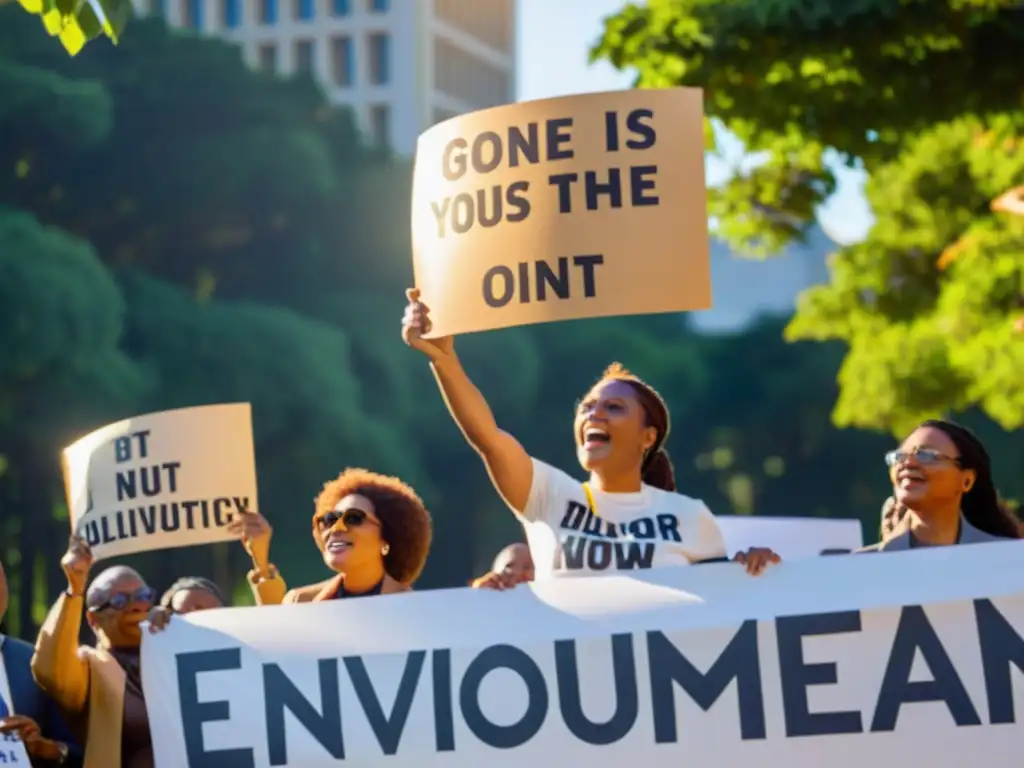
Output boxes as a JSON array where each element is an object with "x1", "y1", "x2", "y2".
[{"x1": 858, "y1": 514, "x2": 1009, "y2": 552}]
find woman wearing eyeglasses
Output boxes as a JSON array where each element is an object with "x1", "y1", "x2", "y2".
[
  {"x1": 31, "y1": 537, "x2": 158, "y2": 768},
  {"x1": 859, "y1": 419, "x2": 1020, "y2": 552},
  {"x1": 250, "y1": 468, "x2": 433, "y2": 604}
]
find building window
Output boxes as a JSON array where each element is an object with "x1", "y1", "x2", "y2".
[
  {"x1": 181, "y1": 0, "x2": 203, "y2": 29},
  {"x1": 330, "y1": 36, "x2": 354, "y2": 86},
  {"x1": 369, "y1": 104, "x2": 390, "y2": 147},
  {"x1": 149, "y1": 0, "x2": 166, "y2": 16},
  {"x1": 259, "y1": 0, "x2": 277, "y2": 24},
  {"x1": 294, "y1": 0, "x2": 314, "y2": 20},
  {"x1": 331, "y1": 0, "x2": 350, "y2": 15},
  {"x1": 258, "y1": 43, "x2": 277, "y2": 71},
  {"x1": 434, "y1": 37, "x2": 511, "y2": 108},
  {"x1": 220, "y1": 0, "x2": 241, "y2": 27},
  {"x1": 434, "y1": 0, "x2": 513, "y2": 53},
  {"x1": 295, "y1": 40, "x2": 315, "y2": 75},
  {"x1": 369, "y1": 0, "x2": 388, "y2": 11},
  {"x1": 368, "y1": 33, "x2": 390, "y2": 85}
]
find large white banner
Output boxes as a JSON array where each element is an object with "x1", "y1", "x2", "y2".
[
  {"x1": 63, "y1": 403, "x2": 258, "y2": 560},
  {"x1": 717, "y1": 516, "x2": 864, "y2": 559},
  {"x1": 143, "y1": 543, "x2": 1024, "y2": 767}
]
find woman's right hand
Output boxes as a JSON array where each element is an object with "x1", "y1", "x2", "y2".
[
  {"x1": 60, "y1": 536, "x2": 93, "y2": 597},
  {"x1": 402, "y1": 288, "x2": 455, "y2": 362},
  {"x1": 470, "y1": 570, "x2": 519, "y2": 591}
]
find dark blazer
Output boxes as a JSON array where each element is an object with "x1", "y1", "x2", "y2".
[
  {"x1": 857, "y1": 515, "x2": 1012, "y2": 552},
  {"x1": 1, "y1": 634, "x2": 83, "y2": 767}
]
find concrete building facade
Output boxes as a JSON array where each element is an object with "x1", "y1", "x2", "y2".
[{"x1": 136, "y1": 0, "x2": 517, "y2": 153}]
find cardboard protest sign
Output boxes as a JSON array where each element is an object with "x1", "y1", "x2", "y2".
[
  {"x1": 62, "y1": 403, "x2": 258, "y2": 561},
  {"x1": 0, "y1": 652, "x2": 32, "y2": 765},
  {"x1": 144, "y1": 542, "x2": 1024, "y2": 767},
  {"x1": 412, "y1": 88, "x2": 711, "y2": 337}
]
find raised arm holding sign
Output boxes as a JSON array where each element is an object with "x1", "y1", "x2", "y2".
[{"x1": 402, "y1": 291, "x2": 778, "y2": 579}]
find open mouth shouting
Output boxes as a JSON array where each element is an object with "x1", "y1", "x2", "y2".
[{"x1": 581, "y1": 425, "x2": 610, "y2": 450}]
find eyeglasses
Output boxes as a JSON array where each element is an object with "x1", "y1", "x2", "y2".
[
  {"x1": 315, "y1": 508, "x2": 378, "y2": 532},
  {"x1": 884, "y1": 448, "x2": 961, "y2": 468},
  {"x1": 89, "y1": 586, "x2": 156, "y2": 613}
]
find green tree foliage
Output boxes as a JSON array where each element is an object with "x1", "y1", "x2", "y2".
[
  {"x1": 592, "y1": 0, "x2": 1024, "y2": 433},
  {"x1": 6, "y1": 0, "x2": 132, "y2": 56}
]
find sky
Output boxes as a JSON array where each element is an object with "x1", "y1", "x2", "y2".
[{"x1": 514, "y1": 0, "x2": 873, "y2": 245}]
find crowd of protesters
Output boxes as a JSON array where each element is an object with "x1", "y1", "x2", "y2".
[{"x1": 0, "y1": 289, "x2": 1019, "y2": 766}]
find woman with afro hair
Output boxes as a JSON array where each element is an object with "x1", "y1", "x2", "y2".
[{"x1": 250, "y1": 468, "x2": 433, "y2": 604}]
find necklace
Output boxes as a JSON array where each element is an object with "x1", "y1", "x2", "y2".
[{"x1": 583, "y1": 482, "x2": 598, "y2": 518}]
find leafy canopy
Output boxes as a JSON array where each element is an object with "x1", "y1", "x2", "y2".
[
  {"x1": 592, "y1": 0, "x2": 1024, "y2": 434},
  {"x1": 7, "y1": 0, "x2": 132, "y2": 56}
]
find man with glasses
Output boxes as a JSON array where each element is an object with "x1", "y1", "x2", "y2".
[
  {"x1": 32, "y1": 538, "x2": 157, "y2": 768},
  {"x1": 0, "y1": 558, "x2": 81, "y2": 765}
]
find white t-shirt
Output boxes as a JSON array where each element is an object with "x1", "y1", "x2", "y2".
[{"x1": 516, "y1": 458, "x2": 727, "y2": 579}]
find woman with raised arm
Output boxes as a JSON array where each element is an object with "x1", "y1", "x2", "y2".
[
  {"x1": 401, "y1": 289, "x2": 777, "y2": 579},
  {"x1": 860, "y1": 419, "x2": 1020, "y2": 552}
]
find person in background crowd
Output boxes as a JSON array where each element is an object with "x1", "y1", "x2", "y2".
[
  {"x1": 144, "y1": 576, "x2": 228, "y2": 635},
  {"x1": 158, "y1": 576, "x2": 226, "y2": 614},
  {"x1": 401, "y1": 289, "x2": 779, "y2": 579},
  {"x1": 0, "y1": 560, "x2": 81, "y2": 767},
  {"x1": 471, "y1": 542, "x2": 535, "y2": 590},
  {"x1": 859, "y1": 419, "x2": 1021, "y2": 552},
  {"x1": 249, "y1": 468, "x2": 432, "y2": 604},
  {"x1": 32, "y1": 539, "x2": 156, "y2": 768}
]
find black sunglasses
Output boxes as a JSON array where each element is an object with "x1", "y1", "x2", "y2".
[
  {"x1": 315, "y1": 508, "x2": 378, "y2": 531},
  {"x1": 90, "y1": 586, "x2": 157, "y2": 613},
  {"x1": 884, "y1": 448, "x2": 961, "y2": 468}
]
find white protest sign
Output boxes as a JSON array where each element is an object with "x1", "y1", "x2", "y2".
[
  {"x1": 143, "y1": 542, "x2": 1024, "y2": 767},
  {"x1": 0, "y1": 646, "x2": 32, "y2": 765},
  {"x1": 62, "y1": 403, "x2": 258, "y2": 561},
  {"x1": 717, "y1": 516, "x2": 864, "y2": 559}
]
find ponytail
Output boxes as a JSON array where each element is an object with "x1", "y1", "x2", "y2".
[{"x1": 642, "y1": 447, "x2": 676, "y2": 492}]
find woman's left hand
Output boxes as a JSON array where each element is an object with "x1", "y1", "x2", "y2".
[
  {"x1": 733, "y1": 547, "x2": 781, "y2": 576},
  {"x1": 147, "y1": 605, "x2": 173, "y2": 634},
  {"x1": 0, "y1": 714, "x2": 64, "y2": 760},
  {"x1": 228, "y1": 511, "x2": 273, "y2": 569}
]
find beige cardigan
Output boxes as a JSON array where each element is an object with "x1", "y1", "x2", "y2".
[{"x1": 31, "y1": 593, "x2": 125, "y2": 768}]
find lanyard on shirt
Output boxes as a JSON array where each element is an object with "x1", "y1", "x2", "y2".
[{"x1": 583, "y1": 483, "x2": 598, "y2": 518}]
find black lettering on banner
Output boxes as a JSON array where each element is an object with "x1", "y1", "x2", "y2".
[
  {"x1": 555, "y1": 634, "x2": 638, "y2": 744},
  {"x1": 81, "y1": 496, "x2": 249, "y2": 548},
  {"x1": 113, "y1": 430, "x2": 151, "y2": 463},
  {"x1": 871, "y1": 605, "x2": 981, "y2": 731},
  {"x1": 974, "y1": 597, "x2": 1024, "y2": 724},
  {"x1": 264, "y1": 659, "x2": 343, "y2": 765},
  {"x1": 647, "y1": 621, "x2": 766, "y2": 743},
  {"x1": 776, "y1": 610, "x2": 863, "y2": 737},
  {"x1": 481, "y1": 255, "x2": 604, "y2": 309},
  {"x1": 605, "y1": 108, "x2": 657, "y2": 152},
  {"x1": 548, "y1": 166, "x2": 658, "y2": 213},
  {"x1": 459, "y1": 644, "x2": 549, "y2": 749},
  {"x1": 344, "y1": 652, "x2": 425, "y2": 755},
  {"x1": 177, "y1": 649, "x2": 255, "y2": 768},
  {"x1": 427, "y1": 107, "x2": 661, "y2": 312},
  {"x1": 432, "y1": 649, "x2": 456, "y2": 751}
]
